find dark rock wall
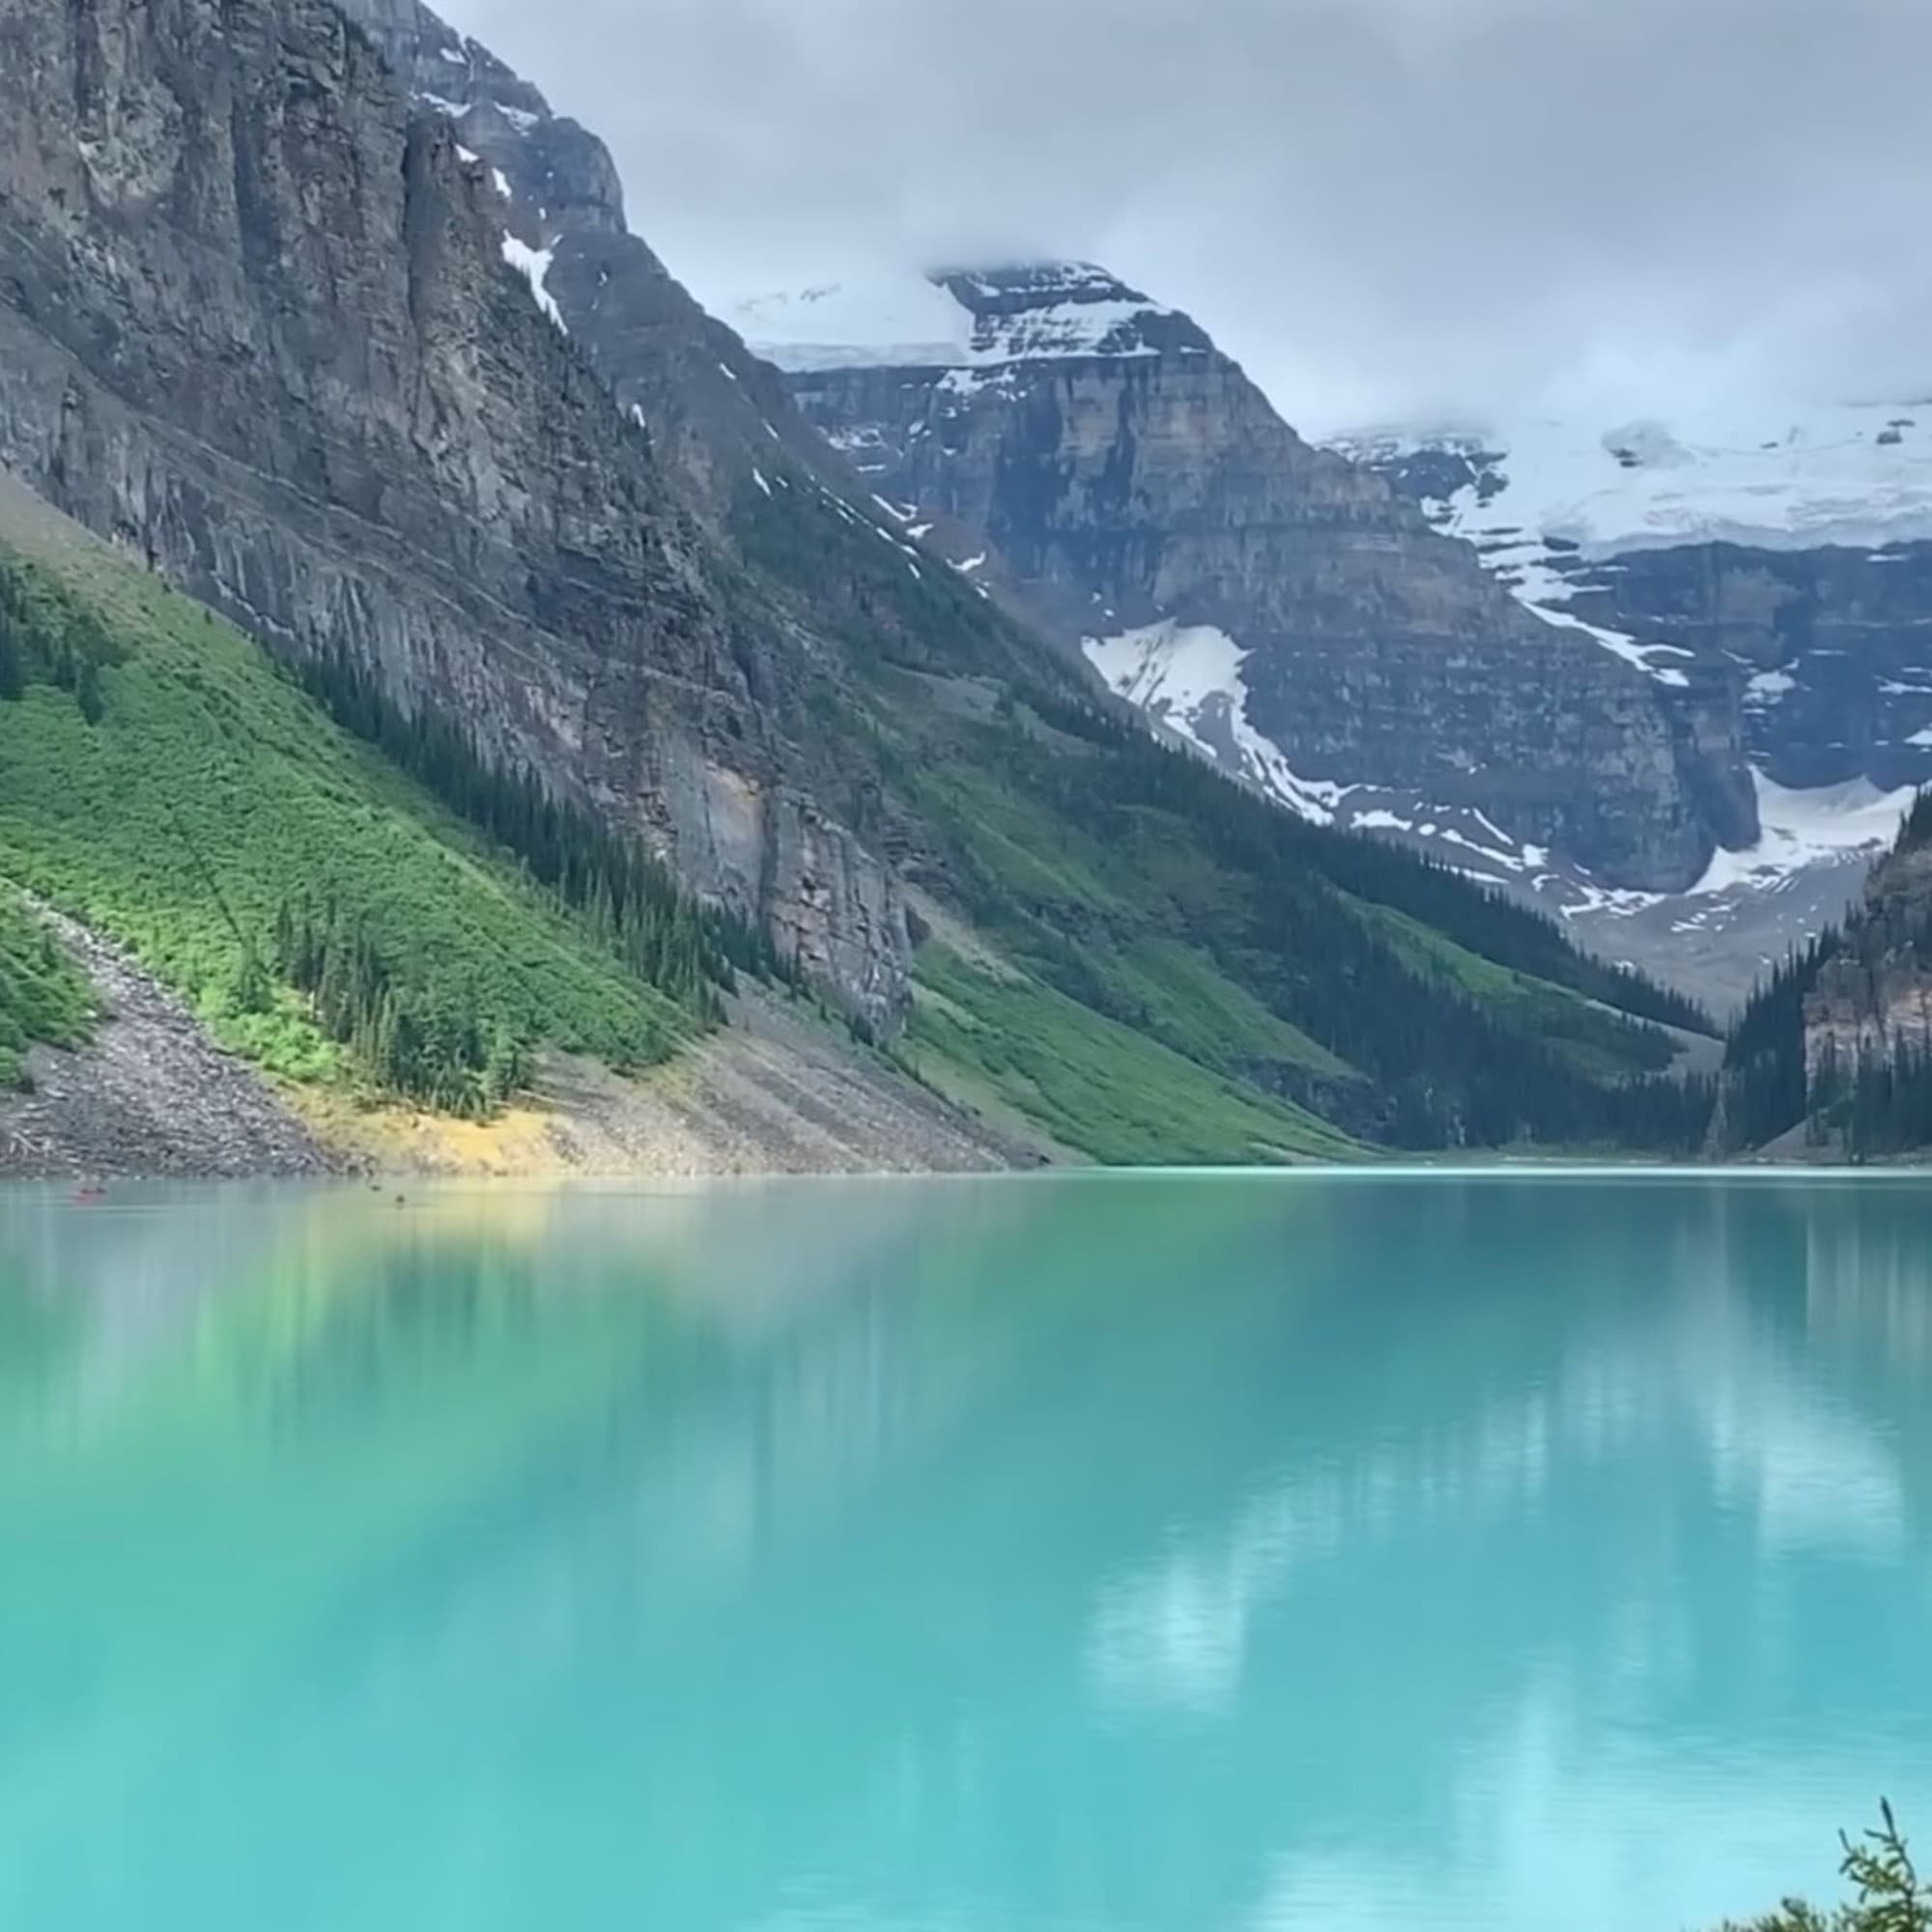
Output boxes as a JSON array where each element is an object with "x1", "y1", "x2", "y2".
[
  {"x1": 789, "y1": 299, "x2": 1755, "y2": 892},
  {"x1": 0, "y1": 0, "x2": 910, "y2": 1028}
]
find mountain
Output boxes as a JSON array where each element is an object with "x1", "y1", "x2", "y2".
[
  {"x1": 753, "y1": 264, "x2": 1758, "y2": 908},
  {"x1": 1337, "y1": 410, "x2": 1932, "y2": 1009},
  {"x1": 1716, "y1": 790, "x2": 1932, "y2": 1158},
  {"x1": 0, "y1": 0, "x2": 1719, "y2": 1167},
  {"x1": 0, "y1": 469, "x2": 1004, "y2": 1176}
]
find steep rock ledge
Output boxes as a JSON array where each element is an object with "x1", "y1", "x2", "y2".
[
  {"x1": 777, "y1": 268, "x2": 1756, "y2": 892},
  {"x1": 0, "y1": 0, "x2": 908, "y2": 1028}
]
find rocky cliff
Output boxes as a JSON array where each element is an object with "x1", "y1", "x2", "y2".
[
  {"x1": 1580, "y1": 542, "x2": 1932, "y2": 794},
  {"x1": 0, "y1": 0, "x2": 908, "y2": 1027},
  {"x1": 331, "y1": 0, "x2": 837, "y2": 517},
  {"x1": 1714, "y1": 789, "x2": 1932, "y2": 1156},
  {"x1": 763, "y1": 267, "x2": 1756, "y2": 894},
  {"x1": 1806, "y1": 826, "x2": 1932, "y2": 1082},
  {"x1": 1346, "y1": 412, "x2": 1932, "y2": 800},
  {"x1": 0, "y1": 0, "x2": 1734, "y2": 1163}
]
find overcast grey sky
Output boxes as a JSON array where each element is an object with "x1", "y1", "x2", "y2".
[{"x1": 440, "y1": 0, "x2": 1931, "y2": 432}]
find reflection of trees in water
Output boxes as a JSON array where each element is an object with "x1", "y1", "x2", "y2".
[
  {"x1": 2, "y1": 1178, "x2": 1929, "y2": 1932},
  {"x1": 1799, "y1": 1187, "x2": 1932, "y2": 1380}
]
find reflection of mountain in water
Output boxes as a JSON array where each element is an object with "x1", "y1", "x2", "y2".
[{"x1": 1, "y1": 1178, "x2": 1928, "y2": 1932}]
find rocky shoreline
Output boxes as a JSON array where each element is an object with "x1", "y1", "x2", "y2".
[
  {"x1": 0, "y1": 911, "x2": 1023, "y2": 1183},
  {"x1": 0, "y1": 910, "x2": 342, "y2": 1180}
]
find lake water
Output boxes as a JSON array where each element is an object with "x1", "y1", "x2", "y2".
[{"x1": 2, "y1": 1173, "x2": 1929, "y2": 1932}]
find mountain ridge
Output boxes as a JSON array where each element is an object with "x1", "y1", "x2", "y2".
[
  {"x1": 0, "y1": 0, "x2": 1721, "y2": 1164},
  {"x1": 766, "y1": 261, "x2": 1759, "y2": 904},
  {"x1": 1343, "y1": 411, "x2": 1932, "y2": 1008}
]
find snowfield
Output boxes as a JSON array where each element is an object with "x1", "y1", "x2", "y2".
[
  {"x1": 1690, "y1": 772, "x2": 1919, "y2": 895},
  {"x1": 731, "y1": 265, "x2": 1191, "y2": 375},
  {"x1": 1082, "y1": 622, "x2": 1347, "y2": 825},
  {"x1": 1332, "y1": 403, "x2": 1932, "y2": 558}
]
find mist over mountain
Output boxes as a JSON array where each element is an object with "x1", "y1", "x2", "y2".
[{"x1": 438, "y1": 0, "x2": 1932, "y2": 434}]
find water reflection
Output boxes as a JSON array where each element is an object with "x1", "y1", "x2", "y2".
[{"x1": 0, "y1": 1175, "x2": 1928, "y2": 1932}]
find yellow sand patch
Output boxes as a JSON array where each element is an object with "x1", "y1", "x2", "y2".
[{"x1": 286, "y1": 1086, "x2": 578, "y2": 1178}]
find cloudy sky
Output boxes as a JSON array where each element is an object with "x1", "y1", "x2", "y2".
[{"x1": 440, "y1": 0, "x2": 1930, "y2": 434}]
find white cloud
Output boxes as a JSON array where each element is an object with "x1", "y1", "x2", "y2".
[{"x1": 438, "y1": 0, "x2": 1932, "y2": 432}]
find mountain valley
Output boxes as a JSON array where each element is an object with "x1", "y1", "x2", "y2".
[
  {"x1": 0, "y1": 0, "x2": 1919, "y2": 1168},
  {"x1": 753, "y1": 267, "x2": 1932, "y2": 1020}
]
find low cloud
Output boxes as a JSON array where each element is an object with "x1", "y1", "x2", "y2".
[{"x1": 441, "y1": 0, "x2": 1932, "y2": 431}]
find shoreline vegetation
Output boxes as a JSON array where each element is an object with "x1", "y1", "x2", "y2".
[
  {"x1": 0, "y1": 469, "x2": 1726, "y2": 1179},
  {"x1": 0, "y1": 470, "x2": 1923, "y2": 1179},
  {"x1": 1718, "y1": 1804, "x2": 1930, "y2": 1932}
]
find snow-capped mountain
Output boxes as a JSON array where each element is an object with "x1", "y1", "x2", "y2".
[
  {"x1": 759, "y1": 263, "x2": 1833, "y2": 1005},
  {"x1": 1327, "y1": 410, "x2": 1932, "y2": 1004},
  {"x1": 733, "y1": 266, "x2": 1209, "y2": 374},
  {"x1": 1334, "y1": 407, "x2": 1932, "y2": 559}
]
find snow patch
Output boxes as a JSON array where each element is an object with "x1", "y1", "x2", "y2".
[
  {"x1": 1488, "y1": 548, "x2": 1695, "y2": 686},
  {"x1": 730, "y1": 262, "x2": 1186, "y2": 376},
  {"x1": 1690, "y1": 771, "x2": 1918, "y2": 895},
  {"x1": 1082, "y1": 622, "x2": 1344, "y2": 825},
  {"x1": 500, "y1": 236, "x2": 564, "y2": 332}
]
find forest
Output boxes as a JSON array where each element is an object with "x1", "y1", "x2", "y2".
[{"x1": 1719, "y1": 788, "x2": 1932, "y2": 1155}]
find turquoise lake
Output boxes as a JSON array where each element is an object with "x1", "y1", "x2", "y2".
[{"x1": 1, "y1": 1173, "x2": 1929, "y2": 1931}]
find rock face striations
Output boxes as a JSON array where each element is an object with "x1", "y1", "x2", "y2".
[
  {"x1": 763, "y1": 266, "x2": 1757, "y2": 894},
  {"x1": 333, "y1": 0, "x2": 831, "y2": 516},
  {"x1": 1807, "y1": 830, "x2": 1932, "y2": 1085},
  {"x1": 1345, "y1": 412, "x2": 1932, "y2": 802},
  {"x1": 0, "y1": 0, "x2": 908, "y2": 1028},
  {"x1": 0, "y1": 0, "x2": 1746, "y2": 1161}
]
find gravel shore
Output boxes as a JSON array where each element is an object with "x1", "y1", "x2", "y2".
[{"x1": 0, "y1": 909, "x2": 341, "y2": 1179}]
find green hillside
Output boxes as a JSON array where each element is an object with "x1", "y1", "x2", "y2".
[
  {"x1": 0, "y1": 521, "x2": 696, "y2": 1119},
  {"x1": 0, "y1": 495, "x2": 1358, "y2": 1165},
  {"x1": 0, "y1": 890, "x2": 96, "y2": 1089},
  {"x1": 0, "y1": 463, "x2": 1719, "y2": 1166},
  {"x1": 738, "y1": 481, "x2": 1717, "y2": 1157}
]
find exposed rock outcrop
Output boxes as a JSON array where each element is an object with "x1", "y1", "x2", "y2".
[
  {"x1": 1806, "y1": 837, "x2": 1932, "y2": 1079},
  {"x1": 769, "y1": 266, "x2": 1754, "y2": 892},
  {"x1": 0, "y1": 0, "x2": 907, "y2": 1029},
  {"x1": 1579, "y1": 543, "x2": 1932, "y2": 794},
  {"x1": 332, "y1": 0, "x2": 835, "y2": 514}
]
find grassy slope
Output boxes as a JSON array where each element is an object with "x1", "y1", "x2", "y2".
[
  {"x1": 890, "y1": 747, "x2": 1374, "y2": 1160},
  {"x1": 0, "y1": 507, "x2": 690, "y2": 1107},
  {"x1": 906, "y1": 947, "x2": 1358, "y2": 1166},
  {"x1": 0, "y1": 893, "x2": 96, "y2": 1088},
  {"x1": 732, "y1": 480, "x2": 1703, "y2": 1160},
  {"x1": 0, "y1": 479, "x2": 1359, "y2": 1168},
  {"x1": 1366, "y1": 906, "x2": 1681, "y2": 1081},
  {"x1": 0, "y1": 445, "x2": 1690, "y2": 1170}
]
